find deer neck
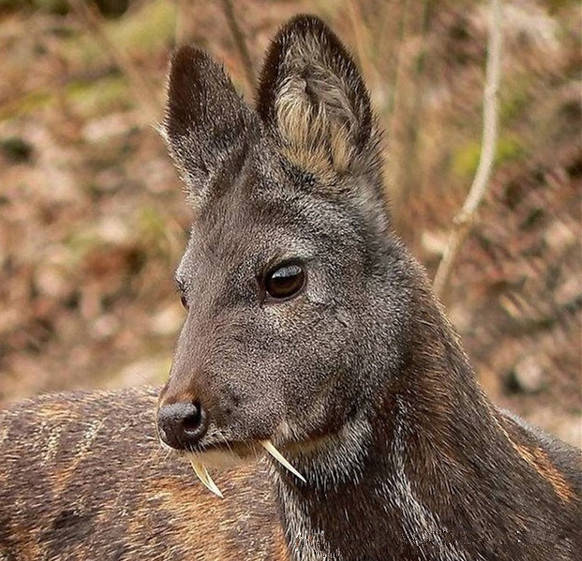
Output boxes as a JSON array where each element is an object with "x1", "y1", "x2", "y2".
[{"x1": 273, "y1": 300, "x2": 532, "y2": 561}]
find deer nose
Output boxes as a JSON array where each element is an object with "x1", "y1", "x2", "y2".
[{"x1": 157, "y1": 401, "x2": 208, "y2": 450}]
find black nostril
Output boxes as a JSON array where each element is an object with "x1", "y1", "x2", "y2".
[
  {"x1": 183, "y1": 401, "x2": 202, "y2": 431},
  {"x1": 157, "y1": 401, "x2": 208, "y2": 450}
]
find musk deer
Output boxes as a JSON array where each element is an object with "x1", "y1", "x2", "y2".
[{"x1": 1, "y1": 15, "x2": 580, "y2": 561}]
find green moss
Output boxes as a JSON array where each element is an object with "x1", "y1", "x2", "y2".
[
  {"x1": 452, "y1": 140, "x2": 479, "y2": 178},
  {"x1": 137, "y1": 206, "x2": 167, "y2": 241},
  {"x1": 66, "y1": 0, "x2": 175, "y2": 67},
  {"x1": 65, "y1": 229, "x2": 102, "y2": 264},
  {"x1": 66, "y1": 74, "x2": 131, "y2": 117},
  {"x1": 542, "y1": 0, "x2": 579, "y2": 13},
  {"x1": 500, "y1": 87, "x2": 532, "y2": 124},
  {"x1": 0, "y1": 90, "x2": 52, "y2": 121},
  {"x1": 453, "y1": 136, "x2": 526, "y2": 178},
  {"x1": 108, "y1": 0, "x2": 175, "y2": 53},
  {"x1": 0, "y1": 0, "x2": 68, "y2": 13},
  {"x1": 0, "y1": 74, "x2": 129, "y2": 121},
  {"x1": 496, "y1": 136, "x2": 525, "y2": 165}
]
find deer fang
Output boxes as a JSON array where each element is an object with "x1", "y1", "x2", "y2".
[
  {"x1": 190, "y1": 459, "x2": 224, "y2": 498},
  {"x1": 261, "y1": 440, "x2": 306, "y2": 483}
]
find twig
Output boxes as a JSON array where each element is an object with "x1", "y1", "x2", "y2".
[
  {"x1": 174, "y1": 0, "x2": 201, "y2": 46},
  {"x1": 220, "y1": 0, "x2": 255, "y2": 92},
  {"x1": 433, "y1": 0, "x2": 503, "y2": 299},
  {"x1": 386, "y1": 0, "x2": 409, "y2": 129},
  {"x1": 502, "y1": 293, "x2": 582, "y2": 336},
  {"x1": 347, "y1": 0, "x2": 374, "y2": 85},
  {"x1": 394, "y1": 0, "x2": 431, "y2": 234},
  {"x1": 174, "y1": 0, "x2": 189, "y2": 46},
  {"x1": 68, "y1": 0, "x2": 160, "y2": 123}
]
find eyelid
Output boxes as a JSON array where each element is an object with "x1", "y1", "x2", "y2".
[
  {"x1": 270, "y1": 263, "x2": 302, "y2": 278},
  {"x1": 262, "y1": 256, "x2": 306, "y2": 277}
]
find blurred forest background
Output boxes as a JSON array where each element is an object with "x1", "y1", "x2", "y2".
[{"x1": 0, "y1": 0, "x2": 580, "y2": 446}]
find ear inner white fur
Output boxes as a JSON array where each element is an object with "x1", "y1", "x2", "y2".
[{"x1": 261, "y1": 440, "x2": 306, "y2": 483}]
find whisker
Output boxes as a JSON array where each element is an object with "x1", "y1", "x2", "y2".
[{"x1": 217, "y1": 429, "x2": 235, "y2": 456}]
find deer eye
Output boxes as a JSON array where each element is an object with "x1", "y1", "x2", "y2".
[
  {"x1": 175, "y1": 278, "x2": 189, "y2": 310},
  {"x1": 265, "y1": 263, "x2": 305, "y2": 301}
]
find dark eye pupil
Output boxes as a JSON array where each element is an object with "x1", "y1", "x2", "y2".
[{"x1": 265, "y1": 264, "x2": 305, "y2": 300}]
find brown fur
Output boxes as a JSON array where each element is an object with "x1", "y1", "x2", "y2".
[
  {"x1": 511, "y1": 440, "x2": 574, "y2": 502},
  {"x1": 487, "y1": 400, "x2": 575, "y2": 502},
  {"x1": 0, "y1": 388, "x2": 287, "y2": 561}
]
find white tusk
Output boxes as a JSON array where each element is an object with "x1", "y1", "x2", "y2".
[
  {"x1": 190, "y1": 459, "x2": 224, "y2": 498},
  {"x1": 261, "y1": 440, "x2": 306, "y2": 483},
  {"x1": 201, "y1": 464, "x2": 224, "y2": 498}
]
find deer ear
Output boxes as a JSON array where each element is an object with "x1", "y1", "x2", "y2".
[
  {"x1": 162, "y1": 46, "x2": 259, "y2": 205},
  {"x1": 256, "y1": 15, "x2": 380, "y2": 180}
]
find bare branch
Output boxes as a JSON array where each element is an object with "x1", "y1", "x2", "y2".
[
  {"x1": 433, "y1": 0, "x2": 503, "y2": 299},
  {"x1": 219, "y1": 0, "x2": 255, "y2": 93},
  {"x1": 393, "y1": 0, "x2": 431, "y2": 233},
  {"x1": 347, "y1": 0, "x2": 374, "y2": 85},
  {"x1": 386, "y1": 0, "x2": 410, "y2": 132},
  {"x1": 69, "y1": 0, "x2": 160, "y2": 123},
  {"x1": 174, "y1": 0, "x2": 190, "y2": 46}
]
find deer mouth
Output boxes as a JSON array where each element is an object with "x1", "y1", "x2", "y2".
[
  {"x1": 163, "y1": 436, "x2": 307, "y2": 498},
  {"x1": 188, "y1": 439, "x2": 260, "y2": 465}
]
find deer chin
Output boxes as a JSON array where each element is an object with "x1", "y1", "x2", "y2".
[
  {"x1": 159, "y1": 440, "x2": 258, "y2": 499},
  {"x1": 186, "y1": 441, "x2": 260, "y2": 469},
  {"x1": 163, "y1": 437, "x2": 308, "y2": 498}
]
